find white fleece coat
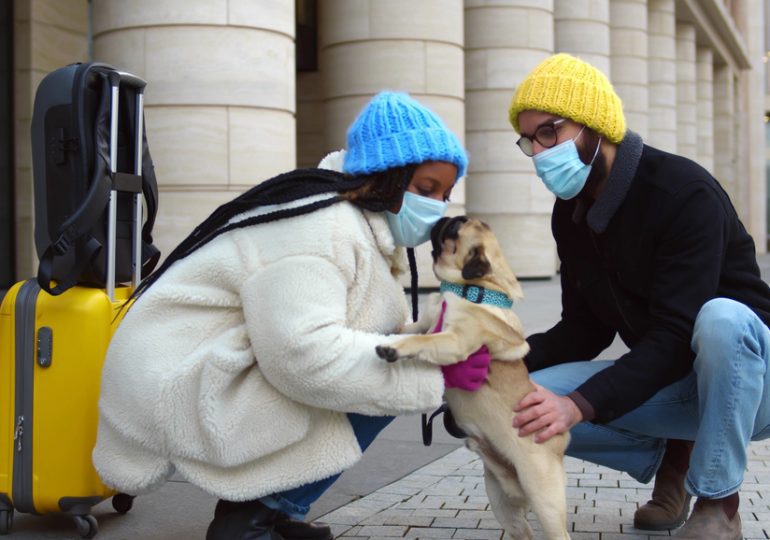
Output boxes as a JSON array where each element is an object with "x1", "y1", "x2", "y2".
[{"x1": 92, "y1": 188, "x2": 445, "y2": 501}]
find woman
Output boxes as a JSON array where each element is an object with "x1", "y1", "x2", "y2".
[{"x1": 93, "y1": 91, "x2": 490, "y2": 540}]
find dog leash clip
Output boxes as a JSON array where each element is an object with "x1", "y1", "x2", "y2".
[
  {"x1": 421, "y1": 403, "x2": 467, "y2": 446},
  {"x1": 421, "y1": 405, "x2": 445, "y2": 446}
]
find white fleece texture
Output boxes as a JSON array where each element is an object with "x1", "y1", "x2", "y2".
[{"x1": 92, "y1": 191, "x2": 444, "y2": 501}]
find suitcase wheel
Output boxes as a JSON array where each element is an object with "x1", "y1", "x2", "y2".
[
  {"x1": 111, "y1": 493, "x2": 134, "y2": 514},
  {"x1": 0, "y1": 509, "x2": 12, "y2": 535},
  {"x1": 73, "y1": 515, "x2": 98, "y2": 539}
]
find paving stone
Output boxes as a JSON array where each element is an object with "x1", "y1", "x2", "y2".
[
  {"x1": 455, "y1": 510, "x2": 495, "y2": 520},
  {"x1": 319, "y1": 417, "x2": 770, "y2": 539},
  {"x1": 410, "y1": 509, "x2": 461, "y2": 518},
  {"x1": 383, "y1": 516, "x2": 435, "y2": 528},
  {"x1": 403, "y1": 526, "x2": 456, "y2": 538},
  {"x1": 357, "y1": 525, "x2": 408, "y2": 537},
  {"x1": 450, "y1": 528, "x2": 503, "y2": 539},
  {"x1": 430, "y1": 517, "x2": 480, "y2": 529},
  {"x1": 477, "y1": 519, "x2": 502, "y2": 529}
]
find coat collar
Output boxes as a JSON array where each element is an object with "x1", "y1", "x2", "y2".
[
  {"x1": 363, "y1": 210, "x2": 407, "y2": 276},
  {"x1": 572, "y1": 130, "x2": 644, "y2": 234},
  {"x1": 318, "y1": 149, "x2": 407, "y2": 276}
]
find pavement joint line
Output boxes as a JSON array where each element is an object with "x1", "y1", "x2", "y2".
[{"x1": 321, "y1": 442, "x2": 770, "y2": 539}]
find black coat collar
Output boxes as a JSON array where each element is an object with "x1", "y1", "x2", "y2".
[{"x1": 571, "y1": 130, "x2": 644, "y2": 234}]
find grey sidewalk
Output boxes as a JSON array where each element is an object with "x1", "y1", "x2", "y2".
[
  {"x1": 6, "y1": 253, "x2": 770, "y2": 538},
  {"x1": 318, "y1": 442, "x2": 770, "y2": 539}
]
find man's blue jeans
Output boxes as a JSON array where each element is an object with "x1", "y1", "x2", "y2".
[
  {"x1": 530, "y1": 298, "x2": 770, "y2": 499},
  {"x1": 259, "y1": 413, "x2": 394, "y2": 519}
]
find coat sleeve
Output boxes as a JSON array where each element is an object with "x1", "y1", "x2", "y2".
[
  {"x1": 576, "y1": 186, "x2": 728, "y2": 423},
  {"x1": 239, "y1": 254, "x2": 445, "y2": 416}
]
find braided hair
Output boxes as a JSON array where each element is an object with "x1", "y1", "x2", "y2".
[{"x1": 131, "y1": 165, "x2": 420, "y2": 317}]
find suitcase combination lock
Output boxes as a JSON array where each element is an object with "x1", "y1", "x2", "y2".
[{"x1": 37, "y1": 327, "x2": 53, "y2": 368}]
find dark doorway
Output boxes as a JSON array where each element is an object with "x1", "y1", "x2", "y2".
[
  {"x1": 0, "y1": 1, "x2": 14, "y2": 288},
  {"x1": 296, "y1": 0, "x2": 317, "y2": 72}
]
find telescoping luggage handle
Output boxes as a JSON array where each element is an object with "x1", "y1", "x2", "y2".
[{"x1": 106, "y1": 70, "x2": 146, "y2": 301}]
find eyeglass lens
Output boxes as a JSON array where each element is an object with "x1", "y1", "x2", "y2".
[{"x1": 516, "y1": 120, "x2": 564, "y2": 156}]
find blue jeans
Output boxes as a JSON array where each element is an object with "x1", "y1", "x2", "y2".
[
  {"x1": 259, "y1": 413, "x2": 394, "y2": 519},
  {"x1": 530, "y1": 298, "x2": 770, "y2": 499}
]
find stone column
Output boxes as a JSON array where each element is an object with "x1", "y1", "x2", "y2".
[
  {"x1": 13, "y1": 0, "x2": 88, "y2": 278},
  {"x1": 318, "y1": 0, "x2": 465, "y2": 287},
  {"x1": 675, "y1": 22, "x2": 697, "y2": 160},
  {"x1": 464, "y1": 0, "x2": 556, "y2": 277},
  {"x1": 92, "y1": 0, "x2": 296, "y2": 259},
  {"x1": 713, "y1": 64, "x2": 736, "y2": 202},
  {"x1": 554, "y1": 0, "x2": 611, "y2": 75},
  {"x1": 696, "y1": 47, "x2": 714, "y2": 173},
  {"x1": 647, "y1": 0, "x2": 677, "y2": 151},
  {"x1": 609, "y1": 0, "x2": 649, "y2": 139}
]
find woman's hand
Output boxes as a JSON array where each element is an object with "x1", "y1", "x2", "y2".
[
  {"x1": 513, "y1": 383, "x2": 582, "y2": 443},
  {"x1": 441, "y1": 346, "x2": 491, "y2": 391}
]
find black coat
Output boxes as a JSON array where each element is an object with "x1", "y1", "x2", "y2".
[{"x1": 525, "y1": 131, "x2": 770, "y2": 424}]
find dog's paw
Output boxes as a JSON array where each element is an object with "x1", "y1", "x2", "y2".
[{"x1": 375, "y1": 345, "x2": 400, "y2": 363}]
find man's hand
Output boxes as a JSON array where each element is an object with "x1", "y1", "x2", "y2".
[{"x1": 513, "y1": 383, "x2": 582, "y2": 443}]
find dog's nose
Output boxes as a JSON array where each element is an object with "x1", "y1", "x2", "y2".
[{"x1": 431, "y1": 217, "x2": 451, "y2": 256}]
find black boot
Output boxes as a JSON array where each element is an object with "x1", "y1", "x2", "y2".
[
  {"x1": 274, "y1": 514, "x2": 333, "y2": 540},
  {"x1": 206, "y1": 499, "x2": 285, "y2": 540}
]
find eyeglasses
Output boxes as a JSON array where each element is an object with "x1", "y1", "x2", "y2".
[{"x1": 516, "y1": 118, "x2": 568, "y2": 157}]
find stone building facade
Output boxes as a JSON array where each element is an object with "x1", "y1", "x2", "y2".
[{"x1": 6, "y1": 0, "x2": 768, "y2": 288}]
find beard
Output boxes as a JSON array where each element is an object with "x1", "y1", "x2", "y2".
[{"x1": 575, "y1": 129, "x2": 607, "y2": 202}]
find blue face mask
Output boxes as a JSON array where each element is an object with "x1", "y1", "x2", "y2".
[
  {"x1": 386, "y1": 191, "x2": 448, "y2": 247},
  {"x1": 532, "y1": 127, "x2": 601, "y2": 200}
]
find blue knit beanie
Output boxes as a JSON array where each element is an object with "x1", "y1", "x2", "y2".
[{"x1": 343, "y1": 91, "x2": 468, "y2": 181}]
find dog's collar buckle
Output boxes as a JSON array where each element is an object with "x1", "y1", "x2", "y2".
[
  {"x1": 462, "y1": 284, "x2": 485, "y2": 304},
  {"x1": 439, "y1": 281, "x2": 514, "y2": 309}
]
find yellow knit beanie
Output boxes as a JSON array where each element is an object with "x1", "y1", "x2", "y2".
[{"x1": 509, "y1": 53, "x2": 626, "y2": 144}]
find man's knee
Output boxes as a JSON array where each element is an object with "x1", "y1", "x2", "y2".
[{"x1": 693, "y1": 298, "x2": 757, "y2": 353}]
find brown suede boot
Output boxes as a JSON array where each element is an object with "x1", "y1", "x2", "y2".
[
  {"x1": 634, "y1": 439, "x2": 693, "y2": 530},
  {"x1": 673, "y1": 493, "x2": 742, "y2": 539}
]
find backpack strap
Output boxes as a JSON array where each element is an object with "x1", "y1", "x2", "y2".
[{"x1": 37, "y1": 68, "x2": 114, "y2": 295}]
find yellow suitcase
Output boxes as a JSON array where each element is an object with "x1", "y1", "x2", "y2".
[
  {"x1": 0, "y1": 282, "x2": 134, "y2": 537},
  {"x1": 0, "y1": 68, "x2": 149, "y2": 538}
]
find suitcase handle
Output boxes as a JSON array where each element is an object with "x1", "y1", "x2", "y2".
[
  {"x1": 105, "y1": 72, "x2": 146, "y2": 301},
  {"x1": 117, "y1": 72, "x2": 146, "y2": 90}
]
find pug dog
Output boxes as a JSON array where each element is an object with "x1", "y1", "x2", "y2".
[{"x1": 376, "y1": 216, "x2": 570, "y2": 540}]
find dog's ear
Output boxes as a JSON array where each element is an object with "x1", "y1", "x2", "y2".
[{"x1": 462, "y1": 246, "x2": 491, "y2": 280}]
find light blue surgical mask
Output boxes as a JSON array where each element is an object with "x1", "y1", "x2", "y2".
[
  {"x1": 386, "y1": 191, "x2": 448, "y2": 247},
  {"x1": 532, "y1": 127, "x2": 601, "y2": 200}
]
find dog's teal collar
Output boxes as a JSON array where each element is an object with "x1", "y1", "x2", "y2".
[{"x1": 439, "y1": 281, "x2": 514, "y2": 309}]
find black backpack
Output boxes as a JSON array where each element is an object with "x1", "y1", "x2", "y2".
[{"x1": 31, "y1": 62, "x2": 160, "y2": 295}]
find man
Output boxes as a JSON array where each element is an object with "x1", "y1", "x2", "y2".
[{"x1": 508, "y1": 53, "x2": 770, "y2": 539}]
